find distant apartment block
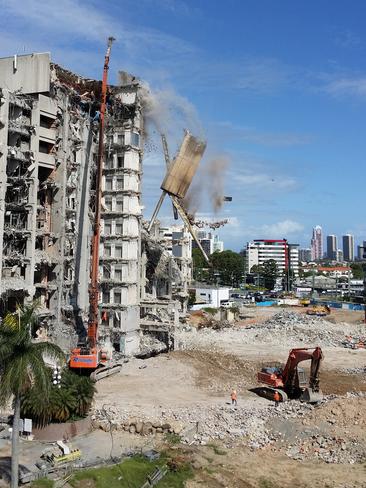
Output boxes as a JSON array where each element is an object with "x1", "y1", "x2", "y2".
[
  {"x1": 342, "y1": 234, "x2": 354, "y2": 262},
  {"x1": 326, "y1": 235, "x2": 337, "y2": 260},
  {"x1": 192, "y1": 230, "x2": 223, "y2": 256},
  {"x1": 299, "y1": 248, "x2": 312, "y2": 262},
  {"x1": 212, "y1": 235, "x2": 224, "y2": 253},
  {"x1": 246, "y1": 239, "x2": 299, "y2": 276}
]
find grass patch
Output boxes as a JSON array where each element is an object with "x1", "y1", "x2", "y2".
[
  {"x1": 69, "y1": 454, "x2": 192, "y2": 488},
  {"x1": 207, "y1": 443, "x2": 227, "y2": 456},
  {"x1": 164, "y1": 432, "x2": 181, "y2": 445},
  {"x1": 31, "y1": 479, "x2": 54, "y2": 488},
  {"x1": 202, "y1": 307, "x2": 217, "y2": 315},
  {"x1": 258, "y1": 478, "x2": 277, "y2": 488}
]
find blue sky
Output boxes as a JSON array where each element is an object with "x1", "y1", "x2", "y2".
[{"x1": 1, "y1": 0, "x2": 366, "y2": 251}]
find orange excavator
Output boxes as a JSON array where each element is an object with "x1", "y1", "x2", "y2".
[
  {"x1": 257, "y1": 347, "x2": 323, "y2": 403},
  {"x1": 69, "y1": 37, "x2": 121, "y2": 381}
]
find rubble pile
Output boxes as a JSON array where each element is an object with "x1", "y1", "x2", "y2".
[
  {"x1": 286, "y1": 434, "x2": 365, "y2": 464},
  {"x1": 188, "y1": 310, "x2": 232, "y2": 331},
  {"x1": 177, "y1": 310, "x2": 366, "y2": 349},
  {"x1": 93, "y1": 401, "x2": 313, "y2": 448},
  {"x1": 139, "y1": 334, "x2": 167, "y2": 356},
  {"x1": 341, "y1": 335, "x2": 366, "y2": 349},
  {"x1": 247, "y1": 311, "x2": 347, "y2": 346}
]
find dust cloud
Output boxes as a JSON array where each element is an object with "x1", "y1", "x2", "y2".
[{"x1": 183, "y1": 155, "x2": 229, "y2": 215}]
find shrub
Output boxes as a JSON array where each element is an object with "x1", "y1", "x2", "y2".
[{"x1": 202, "y1": 307, "x2": 217, "y2": 315}]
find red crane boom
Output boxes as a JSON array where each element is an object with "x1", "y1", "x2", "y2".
[{"x1": 70, "y1": 37, "x2": 115, "y2": 370}]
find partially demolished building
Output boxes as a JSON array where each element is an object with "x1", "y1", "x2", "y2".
[{"x1": 0, "y1": 53, "x2": 144, "y2": 354}]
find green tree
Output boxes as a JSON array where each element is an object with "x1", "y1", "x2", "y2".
[
  {"x1": 210, "y1": 250, "x2": 245, "y2": 287},
  {"x1": 0, "y1": 302, "x2": 64, "y2": 488},
  {"x1": 251, "y1": 259, "x2": 278, "y2": 290},
  {"x1": 350, "y1": 262, "x2": 364, "y2": 280},
  {"x1": 192, "y1": 248, "x2": 209, "y2": 281},
  {"x1": 262, "y1": 259, "x2": 278, "y2": 290}
]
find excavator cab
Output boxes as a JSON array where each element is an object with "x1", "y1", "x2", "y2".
[{"x1": 257, "y1": 347, "x2": 324, "y2": 404}]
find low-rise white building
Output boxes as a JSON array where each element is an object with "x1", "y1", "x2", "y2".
[{"x1": 193, "y1": 285, "x2": 230, "y2": 308}]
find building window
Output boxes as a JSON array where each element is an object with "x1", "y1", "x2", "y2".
[
  {"x1": 117, "y1": 155, "x2": 124, "y2": 168},
  {"x1": 114, "y1": 267, "x2": 122, "y2": 281},
  {"x1": 105, "y1": 177, "x2": 113, "y2": 190},
  {"x1": 102, "y1": 290, "x2": 110, "y2": 303},
  {"x1": 115, "y1": 199, "x2": 123, "y2": 212},
  {"x1": 117, "y1": 134, "x2": 124, "y2": 145},
  {"x1": 40, "y1": 114, "x2": 55, "y2": 129},
  {"x1": 116, "y1": 177, "x2": 124, "y2": 190},
  {"x1": 114, "y1": 290, "x2": 122, "y2": 304},
  {"x1": 115, "y1": 220, "x2": 123, "y2": 234},
  {"x1": 104, "y1": 197, "x2": 112, "y2": 211},
  {"x1": 131, "y1": 132, "x2": 139, "y2": 147},
  {"x1": 105, "y1": 157, "x2": 113, "y2": 169},
  {"x1": 115, "y1": 245, "x2": 123, "y2": 258},
  {"x1": 104, "y1": 245, "x2": 111, "y2": 257},
  {"x1": 39, "y1": 140, "x2": 54, "y2": 154},
  {"x1": 103, "y1": 266, "x2": 111, "y2": 279},
  {"x1": 104, "y1": 222, "x2": 112, "y2": 235}
]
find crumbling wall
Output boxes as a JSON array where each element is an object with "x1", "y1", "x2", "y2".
[{"x1": 0, "y1": 56, "x2": 144, "y2": 355}]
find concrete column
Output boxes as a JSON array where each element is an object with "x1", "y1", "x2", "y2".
[{"x1": 0, "y1": 91, "x2": 10, "y2": 293}]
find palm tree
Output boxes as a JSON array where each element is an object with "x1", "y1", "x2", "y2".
[
  {"x1": 62, "y1": 370, "x2": 96, "y2": 417},
  {"x1": 0, "y1": 302, "x2": 64, "y2": 488}
]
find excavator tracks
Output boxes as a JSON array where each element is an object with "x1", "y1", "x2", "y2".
[{"x1": 257, "y1": 387, "x2": 288, "y2": 402}]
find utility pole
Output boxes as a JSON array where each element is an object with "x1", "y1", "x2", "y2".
[
  {"x1": 348, "y1": 269, "x2": 351, "y2": 301},
  {"x1": 363, "y1": 263, "x2": 366, "y2": 323}
]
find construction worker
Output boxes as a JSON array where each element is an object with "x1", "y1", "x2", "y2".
[
  {"x1": 273, "y1": 391, "x2": 281, "y2": 407},
  {"x1": 231, "y1": 389, "x2": 237, "y2": 407}
]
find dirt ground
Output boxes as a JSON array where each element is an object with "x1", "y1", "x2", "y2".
[{"x1": 92, "y1": 307, "x2": 366, "y2": 487}]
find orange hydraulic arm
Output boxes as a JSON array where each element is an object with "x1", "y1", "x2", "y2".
[
  {"x1": 88, "y1": 36, "x2": 115, "y2": 350},
  {"x1": 282, "y1": 347, "x2": 323, "y2": 390}
]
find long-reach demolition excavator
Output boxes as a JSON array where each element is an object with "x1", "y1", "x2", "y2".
[
  {"x1": 69, "y1": 37, "x2": 121, "y2": 381},
  {"x1": 257, "y1": 347, "x2": 324, "y2": 403}
]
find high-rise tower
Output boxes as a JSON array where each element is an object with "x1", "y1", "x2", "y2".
[{"x1": 311, "y1": 226, "x2": 323, "y2": 261}]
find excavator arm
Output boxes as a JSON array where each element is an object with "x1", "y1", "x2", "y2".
[{"x1": 282, "y1": 347, "x2": 323, "y2": 401}]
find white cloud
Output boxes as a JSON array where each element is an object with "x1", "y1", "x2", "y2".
[
  {"x1": 261, "y1": 220, "x2": 304, "y2": 236},
  {"x1": 0, "y1": 0, "x2": 196, "y2": 59},
  {"x1": 325, "y1": 77, "x2": 366, "y2": 97}
]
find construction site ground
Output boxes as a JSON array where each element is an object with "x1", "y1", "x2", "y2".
[
  {"x1": 92, "y1": 306, "x2": 366, "y2": 488},
  {"x1": 2, "y1": 306, "x2": 365, "y2": 487}
]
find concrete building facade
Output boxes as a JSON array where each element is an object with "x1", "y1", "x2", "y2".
[
  {"x1": 342, "y1": 234, "x2": 354, "y2": 262},
  {"x1": 0, "y1": 53, "x2": 143, "y2": 355},
  {"x1": 246, "y1": 239, "x2": 299, "y2": 276}
]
